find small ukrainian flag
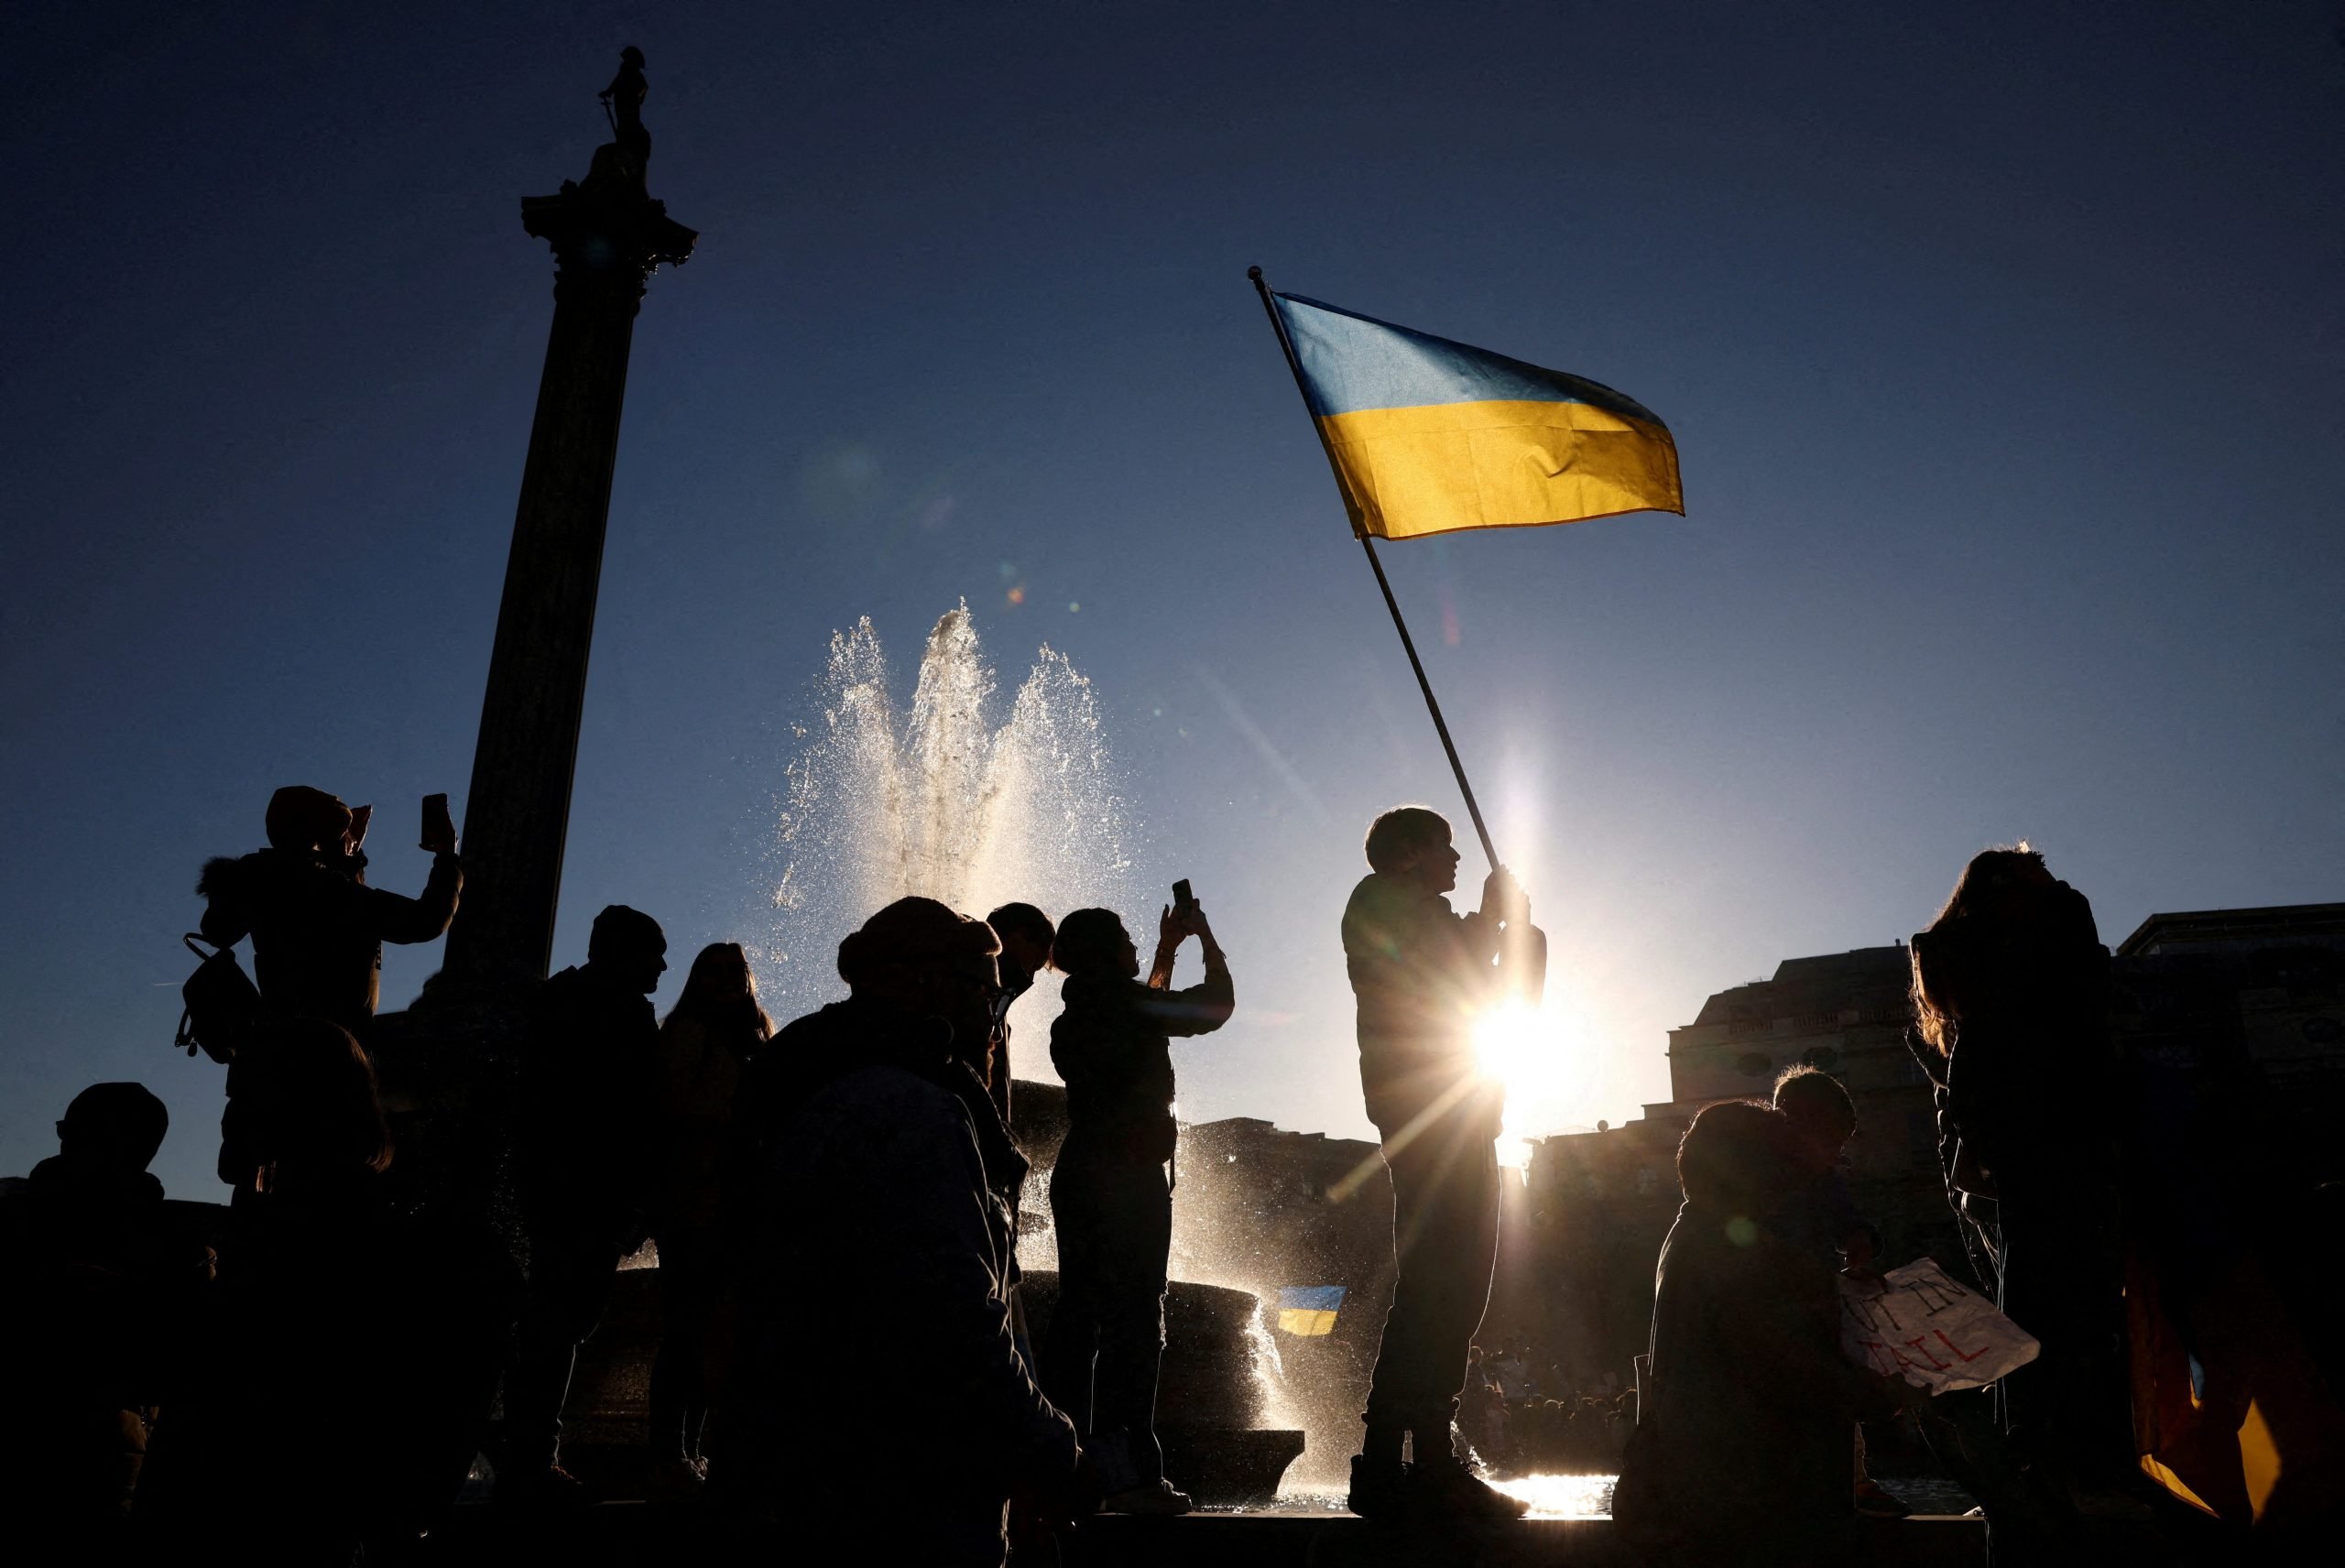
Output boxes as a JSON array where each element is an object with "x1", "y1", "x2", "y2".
[
  {"x1": 1271, "y1": 292, "x2": 1683, "y2": 540},
  {"x1": 1276, "y1": 1285, "x2": 1347, "y2": 1336}
]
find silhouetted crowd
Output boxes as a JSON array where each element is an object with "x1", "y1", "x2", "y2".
[
  {"x1": 1460, "y1": 1344, "x2": 1637, "y2": 1474},
  {"x1": 5, "y1": 789, "x2": 2337, "y2": 1564}
]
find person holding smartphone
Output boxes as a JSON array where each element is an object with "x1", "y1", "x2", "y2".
[
  {"x1": 1040, "y1": 885, "x2": 1233, "y2": 1516},
  {"x1": 197, "y1": 786, "x2": 463, "y2": 1040}
]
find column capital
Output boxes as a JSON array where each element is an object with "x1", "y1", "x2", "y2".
[{"x1": 521, "y1": 167, "x2": 696, "y2": 308}]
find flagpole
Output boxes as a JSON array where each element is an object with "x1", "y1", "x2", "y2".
[{"x1": 1249, "y1": 266, "x2": 1501, "y2": 874}]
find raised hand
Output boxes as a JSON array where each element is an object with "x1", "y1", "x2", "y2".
[{"x1": 1481, "y1": 866, "x2": 1527, "y2": 924}]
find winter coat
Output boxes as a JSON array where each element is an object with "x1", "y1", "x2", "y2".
[
  {"x1": 198, "y1": 846, "x2": 461, "y2": 1032},
  {"x1": 516, "y1": 964, "x2": 660, "y2": 1238},
  {"x1": 0, "y1": 1155, "x2": 213, "y2": 1526},
  {"x1": 746, "y1": 996, "x2": 1031, "y2": 1221},
  {"x1": 736, "y1": 997, "x2": 1069, "y2": 1562},
  {"x1": 1913, "y1": 884, "x2": 2112, "y2": 1191},
  {"x1": 654, "y1": 1009, "x2": 765, "y2": 1237},
  {"x1": 1773, "y1": 1164, "x2": 1866, "y2": 1271},
  {"x1": 1050, "y1": 956, "x2": 1234, "y2": 1167},
  {"x1": 1634, "y1": 1201, "x2": 1899, "y2": 1550}
]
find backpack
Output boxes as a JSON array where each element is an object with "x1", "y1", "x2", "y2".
[{"x1": 177, "y1": 932, "x2": 261, "y2": 1064}]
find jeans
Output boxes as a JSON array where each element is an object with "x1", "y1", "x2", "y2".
[
  {"x1": 1043, "y1": 1150, "x2": 1172, "y2": 1489},
  {"x1": 1364, "y1": 1120, "x2": 1500, "y2": 1453},
  {"x1": 649, "y1": 1225, "x2": 721, "y2": 1463},
  {"x1": 504, "y1": 1222, "x2": 622, "y2": 1473}
]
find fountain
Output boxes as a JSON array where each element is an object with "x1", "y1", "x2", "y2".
[
  {"x1": 548, "y1": 608, "x2": 1303, "y2": 1503},
  {"x1": 753, "y1": 604, "x2": 1136, "y2": 1052}
]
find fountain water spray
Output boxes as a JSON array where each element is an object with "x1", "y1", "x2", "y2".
[
  {"x1": 760, "y1": 604, "x2": 1138, "y2": 1065},
  {"x1": 758, "y1": 604, "x2": 1314, "y2": 1497}
]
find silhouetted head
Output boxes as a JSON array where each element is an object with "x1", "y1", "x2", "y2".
[
  {"x1": 257, "y1": 1019, "x2": 392, "y2": 1179},
  {"x1": 1675, "y1": 1100, "x2": 1794, "y2": 1222},
  {"x1": 1772, "y1": 1065, "x2": 1856, "y2": 1171},
  {"x1": 1365, "y1": 806, "x2": 1459, "y2": 895},
  {"x1": 1053, "y1": 908, "x2": 1139, "y2": 981},
  {"x1": 1931, "y1": 844, "x2": 2055, "y2": 927},
  {"x1": 620, "y1": 45, "x2": 645, "y2": 68},
  {"x1": 266, "y1": 786, "x2": 353, "y2": 854},
  {"x1": 57, "y1": 1082, "x2": 169, "y2": 1171},
  {"x1": 986, "y1": 902, "x2": 1056, "y2": 985},
  {"x1": 836, "y1": 897, "x2": 1000, "y2": 1021},
  {"x1": 666, "y1": 942, "x2": 772, "y2": 1041},
  {"x1": 1909, "y1": 842, "x2": 2058, "y2": 1052},
  {"x1": 589, "y1": 905, "x2": 669, "y2": 994}
]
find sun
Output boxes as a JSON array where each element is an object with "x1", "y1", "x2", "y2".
[
  {"x1": 1473, "y1": 999, "x2": 1583, "y2": 1165},
  {"x1": 1474, "y1": 999, "x2": 1554, "y2": 1094}
]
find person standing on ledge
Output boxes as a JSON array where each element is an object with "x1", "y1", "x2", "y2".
[
  {"x1": 1342, "y1": 805, "x2": 1542, "y2": 1522},
  {"x1": 1042, "y1": 898, "x2": 1234, "y2": 1516},
  {"x1": 646, "y1": 942, "x2": 772, "y2": 1503},
  {"x1": 1911, "y1": 845, "x2": 2130, "y2": 1507},
  {"x1": 498, "y1": 904, "x2": 668, "y2": 1508}
]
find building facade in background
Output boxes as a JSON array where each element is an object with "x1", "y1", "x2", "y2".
[{"x1": 1495, "y1": 904, "x2": 2345, "y2": 1395}]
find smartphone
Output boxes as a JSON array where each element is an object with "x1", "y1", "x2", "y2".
[
  {"x1": 421, "y1": 792, "x2": 456, "y2": 854},
  {"x1": 1172, "y1": 879, "x2": 1196, "y2": 918}
]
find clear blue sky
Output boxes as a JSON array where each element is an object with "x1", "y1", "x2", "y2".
[{"x1": 6, "y1": 2, "x2": 2340, "y2": 1200}]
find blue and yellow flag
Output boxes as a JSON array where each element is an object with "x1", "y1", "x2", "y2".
[
  {"x1": 1271, "y1": 292, "x2": 1683, "y2": 541},
  {"x1": 1276, "y1": 1285, "x2": 1347, "y2": 1336}
]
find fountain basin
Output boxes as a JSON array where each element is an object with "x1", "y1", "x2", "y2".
[
  {"x1": 1020, "y1": 1269, "x2": 1304, "y2": 1506},
  {"x1": 548, "y1": 1267, "x2": 1301, "y2": 1505}
]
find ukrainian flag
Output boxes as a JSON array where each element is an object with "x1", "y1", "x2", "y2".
[
  {"x1": 1276, "y1": 1285, "x2": 1347, "y2": 1336},
  {"x1": 1271, "y1": 292, "x2": 1683, "y2": 540}
]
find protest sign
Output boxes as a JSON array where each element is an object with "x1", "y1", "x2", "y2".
[{"x1": 1838, "y1": 1258, "x2": 2038, "y2": 1393}]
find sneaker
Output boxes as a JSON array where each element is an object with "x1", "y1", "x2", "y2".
[
  {"x1": 494, "y1": 1464, "x2": 593, "y2": 1509},
  {"x1": 1347, "y1": 1454, "x2": 1411, "y2": 1521},
  {"x1": 1410, "y1": 1457, "x2": 1528, "y2": 1520},
  {"x1": 647, "y1": 1455, "x2": 707, "y2": 1506},
  {"x1": 1854, "y1": 1478, "x2": 1912, "y2": 1519},
  {"x1": 1102, "y1": 1479, "x2": 1194, "y2": 1516}
]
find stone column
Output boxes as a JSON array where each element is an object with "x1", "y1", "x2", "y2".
[{"x1": 441, "y1": 151, "x2": 695, "y2": 991}]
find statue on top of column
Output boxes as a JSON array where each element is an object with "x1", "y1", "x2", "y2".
[
  {"x1": 584, "y1": 46, "x2": 652, "y2": 196},
  {"x1": 525, "y1": 45, "x2": 694, "y2": 288},
  {"x1": 600, "y1": 47, "x2": 649, "y2": 154}
]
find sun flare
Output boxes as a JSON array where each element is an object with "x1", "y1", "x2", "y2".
[
  {"x1": 1474, "y1": 1000, "x2": 1555, "y2": 1096},
  {"x1": 1474, "y1": 999, "x2": 1583, "y2": 1165}
]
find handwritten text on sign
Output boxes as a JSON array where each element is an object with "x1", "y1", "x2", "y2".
[{"x1": 1838, "y1": 1258, "x2": 2039, "y2": 1393}]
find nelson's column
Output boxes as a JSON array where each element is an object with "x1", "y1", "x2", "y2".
[
  {"x1": 381, "y1": 50, "x2": 693, "y2": 1221},
  {"x1": 446, "y1": 47, "x2": 694, "y2": 992}
]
